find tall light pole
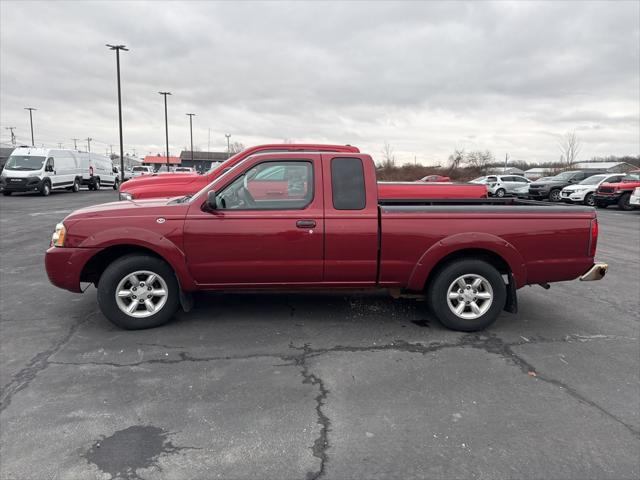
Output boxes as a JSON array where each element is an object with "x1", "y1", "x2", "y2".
[
  {"x1": 225, "y1": 133, "x2": 231, "y2": 158},
  {"x1": 71, "y1": 138, "x2": 79, "y2": 150},
  {"x1": 24, "y1": 107, "x2": 36, "y2": 146},
  {"x1": 186, "y1": 113, "x2": 195, "y2": 168},
  {"x1": 106, "y1": 44, "x2": 129, "y2": 182},
  {"x1": 86, "y1": 137, "x2": 92, "y2": 152},
  {"x1": 159, "y1": 92, "x2": 172, "y2": 171}
]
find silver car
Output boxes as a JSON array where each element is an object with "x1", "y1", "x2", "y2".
[{"x1": 470, "y1": 175, "x2": 531, "y2": 197}]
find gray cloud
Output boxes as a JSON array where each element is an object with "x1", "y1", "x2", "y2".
[{"x1": 1, "y1": 0, "x2": 638, "y2": 163}]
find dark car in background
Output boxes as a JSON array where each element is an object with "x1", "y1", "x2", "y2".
[{"x1": 528, "y1": 170, "x2": 603, "y2": 202}]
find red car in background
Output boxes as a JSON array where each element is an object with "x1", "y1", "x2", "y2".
[{"x1": 420, "y1": 174, "x2": 451, "y2": 182}]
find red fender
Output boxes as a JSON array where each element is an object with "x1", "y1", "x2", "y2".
[
  {"x1": 77, "y1": 227, "x2": 197, "y2": 290},
  {"x1": 407, "y1": 232, "x2": 527, "y2": 291}
]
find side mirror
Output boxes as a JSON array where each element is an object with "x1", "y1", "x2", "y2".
[
  {"x1": 46, "y1": 164, "x2": 54, "y2": 172},
  {"x1": 205, "y1": 190, "x2": 217, "y2": 210},
  {"x1": 113, "y1": 167, "x2": 118, "y2": 173}
]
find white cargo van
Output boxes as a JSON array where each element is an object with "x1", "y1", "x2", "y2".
[
  {"x1": 0, "y1": 147, "x2": 83, "y2": 196},
  {"x1": 78, "y1": 152, "x2": 119, "y2": 190}
]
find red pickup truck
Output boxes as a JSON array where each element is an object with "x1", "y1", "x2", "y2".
[
  {"x1": 46, "y1": 151, "x2": 606, "y2": 332},
  {"x1": 594, "y1": 169, "x2": 640, "y2": 210},
  {"x1": 119, "y1": 144, "x2": 486, "y2": 201}
]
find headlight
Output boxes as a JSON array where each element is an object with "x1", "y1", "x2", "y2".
[
  {"x1": 51, "y1": 223, "x2": 66, "y2": 247},
  {"x1": 119, "y1": 192, "x2": 132, "y2": 201}
]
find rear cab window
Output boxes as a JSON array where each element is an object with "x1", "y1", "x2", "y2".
[{"x1": 330, "y1": 158, "x2": 366, "y2": 210}]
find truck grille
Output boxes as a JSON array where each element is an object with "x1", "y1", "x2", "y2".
[{"x1": 6, "y1": 177, "x2": 27, "y2": 185}]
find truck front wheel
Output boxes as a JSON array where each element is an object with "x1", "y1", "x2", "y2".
[
  {"x1": 618, "y1": 193, "x2": 632, "y2": 211},
  {"x1": 97, "y1": 255, "x2": 180, "y2": 329},
  {"x1": 428, "y1": 259, "x2": 506, "y2": 332}
]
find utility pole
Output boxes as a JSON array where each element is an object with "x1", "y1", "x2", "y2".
[
  {"x1": 86, "y1": 137, "x2": 92, "y2": 152},
  {"x1": 5, "y1": 127, "x2": 16, "y2": 146},
  {"x1": 225, "y1": 133, "x2": 231, "y2": 158},
  {"x1": 186, "y1": 113, "x2": 195, "y2": 167},
  {"x1": 504, "y1": 153, "x2": 509, "y2": 174},
  {"x1": 106, "y1": 44, "x2": 129, "y2": 182},
  {"x1": 207, "y1": 128, "x2": 211, "y2": 161},
  {"x1": 24, "y1": 107, "x2": 36, "y2": 146},
  {"x1": 71, "y1": 138, "x2": 79, "y2": 150},
  {"x1": 159, "y1": 91, "x2": 172, "y2": 171},
  {"x1": 58, "y1": 143, "x2": 63, "y2": 149}
]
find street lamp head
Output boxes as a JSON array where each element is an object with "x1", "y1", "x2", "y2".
[
  {"x1": 106, "y1": 44, "x2": 129, "y2": 51},
  {"x1": 158, "y1": 91, "x2": 172, "y2": 96},
  {"x1": 24, "y1": 107, "x2": 37, "y2": 111},
  {"x1": 186, "y1": 113, "x2": 196, "y2": 116}
]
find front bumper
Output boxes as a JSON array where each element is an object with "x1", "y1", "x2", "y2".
[
  {"x1": 630, "y1": 194, "x2": 640, "y2": 207},
  {"x1": 560, "y1": 191, "x2": 587, "y2": 203},
  {"x1": 45, "y1": 246, "x2": 100, "y2": 293},
  {"x1": 0, "y1": 176, "x2": 43, "y2": 192},
  {"x1": 594, "y1": 193, "x2": 622, "y2": 206},
  {"x1": 579, "y1": 262, "x2": 608, "y2": 281},
  {"x1": 528, "y1": 188, "x2": 550, "y2": 199}
]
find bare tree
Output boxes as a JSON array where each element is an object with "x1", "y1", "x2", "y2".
[
  {"x1": 465, "y1": 150, "x2": 494, "y2": 173},
  {"x1": 230, "y1": 141, "x2": 245, "y2": 154},
  {"x1": 381, "y1": 141, "x2": 396, "y2": 168},
  {"x1": 448, "y1": 149, "x2": 465, "y2": 173},
  {"x1": 558, "y1": 131, "x2": 582, "y2": 168}
]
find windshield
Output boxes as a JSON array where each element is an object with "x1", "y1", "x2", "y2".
[
  {"x1": 4, "y1": 155, "x2": 46, "y2": 171},
  {"x1": 470, "y1": 177, "x2": 487, "y2": 183},
  {"x1": 551, "y1": 171, "x2": 577, "y2": 181},
  {"x1": 622, "y1": 172, "x2": 640, "y2": 182},
  {"x1": 579, "y1": 175, "x2": 608, "y2": 185},
  {"x1": 188, "y1": 157, "x2": 249, "y2": 203}
]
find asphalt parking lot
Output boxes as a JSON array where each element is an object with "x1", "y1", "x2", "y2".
[{"x1": 0, "y1": 190, "x2": 638, "y2": 480}]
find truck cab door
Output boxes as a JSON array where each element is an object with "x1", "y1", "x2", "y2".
[{"x1": 183, "y1": 154, "x2": 324, "y2": 286}]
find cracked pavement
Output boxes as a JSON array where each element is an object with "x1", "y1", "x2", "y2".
[{"x1": 1, "y1": 190, "x2": 639, "y2": 479}]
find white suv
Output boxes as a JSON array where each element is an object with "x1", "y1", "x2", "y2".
[
  {"x1": 630, "y1": 187, "x2": 640, "y2": 209},
  {"x1": 470, "y1": 175, "x2": 531, "y2": 197},
  {"x1": 130, "y1": 166, "x2": 154, "y2": 178},
  {"x1": 560, "y1": 173, "x2": 625, "y2": 206}
]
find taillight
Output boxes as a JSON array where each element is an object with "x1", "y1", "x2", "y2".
[{"x1": 589, "y1": 218, "x2": 598, "y2": 257}]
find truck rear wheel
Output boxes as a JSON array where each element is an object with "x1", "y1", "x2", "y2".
[
  {"x1": 97, "y1": 255, "x2": 179, "y2": 329},
  {"x1": 428, "y1": 259, "x2": 506, "y2": 332}
]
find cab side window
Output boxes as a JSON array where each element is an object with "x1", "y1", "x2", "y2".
[
  {"x1": 217, "y1": 161, "x2": 313, "y2": 210},
  {"x1": 46, "y1": 158, "x2": 54, "y2": 171}
]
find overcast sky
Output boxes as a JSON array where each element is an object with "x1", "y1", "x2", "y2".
[{"x1": 1, "y1": 0, "x2": 638, "y2": 165}]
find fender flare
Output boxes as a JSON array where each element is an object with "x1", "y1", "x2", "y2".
[
  {"x1": 78, "y1": 227, "x2": 196, "y2": 290},
  {"x1": 407, "y1": 232, "x2": 527, "y2": 291}
]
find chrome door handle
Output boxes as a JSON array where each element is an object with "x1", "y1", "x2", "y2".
[{"x1": 296, "y1": 220, "x2": 316, "y2": 228}]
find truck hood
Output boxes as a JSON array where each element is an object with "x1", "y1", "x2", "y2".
[{"x1": 65, "y1": 197, "x2": 188, "y2": 221}]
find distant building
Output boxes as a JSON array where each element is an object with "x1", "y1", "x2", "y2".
[
  {"x1": 489, "y1": 166, "x2": 525, "y2": 175},
  {"x1": 143, "y1": 155, "x2": 181, "y2": 172},
  {"x1": 112, "y1": 155, "x2": 142, "y2": 170},
  {"x1": 524, "y1": 167, "x2": 552, "y2": 180},
  {"x1": 179, "y1": 150, "x2": 228, "y2": 173},
  {"x1": 573, "y1": 162, "x2": 635, "y2": 173}
]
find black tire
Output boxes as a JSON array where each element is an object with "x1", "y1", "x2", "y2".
[
  {"x1": 618, "y1": 193, "x2": 633, "y2": 211},
  {"x1": 113, "y1": 178, "x2": 120, "y2": 190},
  {"x1": 548, "y1": 189, "x2": 561, "y2": 202},
  {"x1": 428, "y1": 259, "x2": 506, "y2": 332},
  {"x1": 495, "y1": 188, "x2": 506, "y2": 198},
  {"x1": 2, "y1": 191, "x2": 11, "y2": 196},
  {"x1": 94, "y1": 178, "x2": 101, "y2": 191},
  {"x1": 72, "y1": 178, "x2": 80, "y2": 193},
  {"x1": 40, "y1": 181, "x2": 51, "y2": 196},
  {"x1": 97, "y1": 254, "x2": 180, "y2": 330},
  {"x1": 584, "y1": 193, "x2": 594, "y2": 206}
]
